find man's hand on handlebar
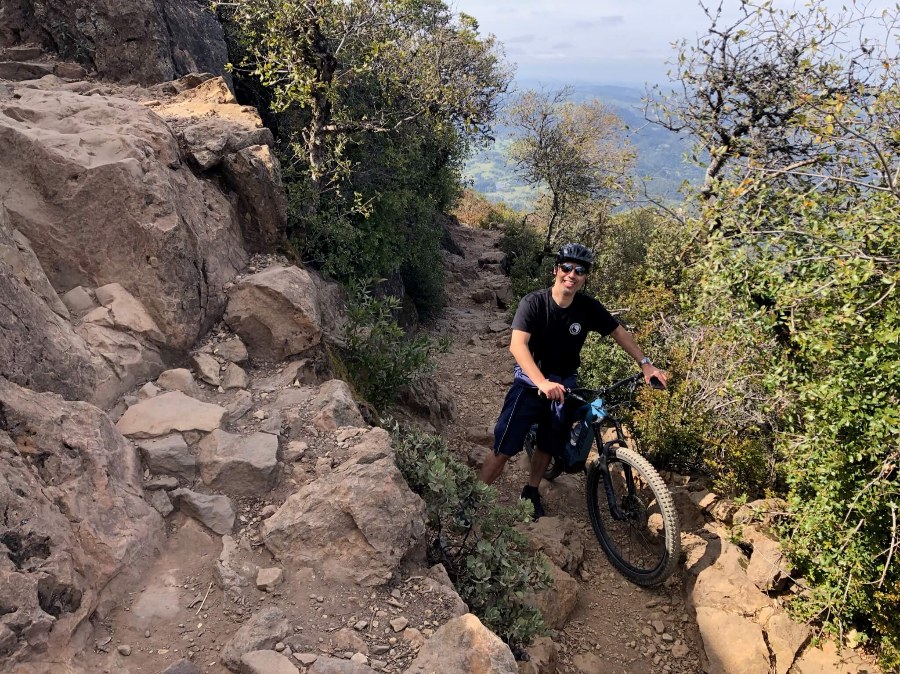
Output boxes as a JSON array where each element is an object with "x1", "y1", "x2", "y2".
[
  {"x1": 537, "y1": 379, "x2": 567, "y2": 402},
  {"x1": 642, "y1": 364, "x2": 668, "y2": 389}
]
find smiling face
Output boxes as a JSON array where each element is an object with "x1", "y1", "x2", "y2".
[{"x1": 553, "y1": 261, "x2": 588, "y2": 298}]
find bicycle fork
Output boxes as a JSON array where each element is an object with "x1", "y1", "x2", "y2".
[{"x1": 595, "y1": 438, "x2": 635, "y2": 521}]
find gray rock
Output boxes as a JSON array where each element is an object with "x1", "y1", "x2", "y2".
[
  {"x1": 310, "y1": 379, "x2": 365, "y2": 431},
  {"x1": 261, "y1": 431, "x2": 425, "y2": 586},
  {"x1": 192, "y1": 352, "x2": 222, "y2": 386},
  {"x1": 696, "y1": 607, "x2": 770, "y2": 674},
  {"x1": 217, "y1": 535, "x2": 258, "y2": 599},
  {"x1": 138, "y1": 382, "x2": 160, "y2": 399},
  {"x1": 116, "y1": 392, "x2": 226, "y2": 439},
  {"x1": 745, "y1": 526, "x2": 792, "y2": 592},
  {"x1": 144, "y1": 476, "x2": 179, "y2": 491},
  {"x1": 1, "y1": 0, "x2": 230, "y2": 85},
  {"x1": 157, "y1": 368, "x2": 201, "y2": 395},
  {"x1": 309, "y1": 657, "x2": 377, "y2": 674},
  {"x1": 171, "y1": 489, "x2": 235, "y2": 535},
  {"x1": 217, "y1": 337, "x2": 249, "y2": 364},
  {"x1": 0, "y1": 378, "x2": 164, "y2": 670},
  {"x1": 61, "y1": 285, "x2": 97, "y2": 315},
  {"x1": 256, "y1": 567, "x2": 284, "y2": 592},
  {"x1": 240, "y1": 650, "x2": 299, "y2": 674},
  {"x1": 226, "y1": 389, "x2": 255, "y2": 423},
  {"x1": 198, "y1": 430, "x2": 278, "y2": 496},
  {"x1": 137, "y1": 434, "x2": 197, "y2": 481},
  {"x1": 221, "y1": 607, "x2": 291, "y2": 671},
  {"x1": 527, "y1": 560, "x2": 577, "y2": 630},
  {"x1": 0, "y1": 61, "x2": 54, "y2": 81},
  {"x1": 148, "y1": 489, "x2": 174, "y2": 517},
  {"x1": 225, "y1": 265, "x2": 322, "y2": 362},
  {"x1": 402, "y1": 614, "x2": 517, "y2": 674},
  {"x1": 223, "y1": 363, "x2": 250, "y2": 390}
]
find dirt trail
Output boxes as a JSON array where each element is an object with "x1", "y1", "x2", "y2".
[{"x1": 432, "y1": 221, "x2": 705, "y2": 673}]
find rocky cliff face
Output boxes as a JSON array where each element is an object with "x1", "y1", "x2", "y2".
[{"x1": 0, "y1": 0, "x2": 230, "y2": 86}]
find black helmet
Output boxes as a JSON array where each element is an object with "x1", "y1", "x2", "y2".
[{"x1": 555, "y1": 242, "x2": 594, "y2": 270}]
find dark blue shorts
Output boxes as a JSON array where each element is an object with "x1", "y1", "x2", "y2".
[{"x1": 493, "y1": 383, "x2": 575, "y2": 458}]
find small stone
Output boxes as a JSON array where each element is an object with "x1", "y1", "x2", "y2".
[
  {"x1": 256, "y1": 567, "x2": 284, "y2": 591},
  {"x1": 144, "y1": 630, "x2": 151, "y2": 638},
  {"x1": 294, "y1": 653, "x2": 318, "y2": 666},
  {"x1": 389, "y1": 617, "x2": 409, "y2": 632},
  {"x1": 275, "y1": 642, "x2": 285, "y2": 652},
  {"x1": 671, "y1": 643, "x2": 689, "y2": 658},
  {"x1": 253, "y1": 409, "x2": 268, "y2": 421},
  {"x1": 662, "y1": 633, "x2": 675, "y2": 643},
  {"x1": 354, "y1": 620, "x2": 368, "y2": 631},
  {"x1": 652, "y1": 620, "x2": 665, "y2": 634},
  {"x1": 350, "y1": 653, "x2": 368, "y2": 664},
  {"x1": 117, "y1": 645, "x2": 132, "y2": 656}
]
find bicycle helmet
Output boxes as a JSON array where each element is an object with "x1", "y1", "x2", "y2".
[{"x1": 555, "y1": 242, "x2": 594, "y2": 270}]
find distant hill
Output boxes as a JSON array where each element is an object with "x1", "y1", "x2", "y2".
[{"x1": 465, "y1": 80, "x2": 703, "y2": 211}]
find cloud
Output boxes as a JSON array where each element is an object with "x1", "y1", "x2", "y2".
[
  {"x1": 506, "y1": 33, "x2": 536, "y2": 43},
  {"x1": 551, "y1": 41, "x2": 573, "y2": 50},
  {"x1": 572, "y1": 15, "x2": 625, "y2": 30}
]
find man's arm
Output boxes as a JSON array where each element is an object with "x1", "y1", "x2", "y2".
[
  {"x1": 610, "y1": 325, "x2": 668, "y2": 387},
  {"x1": 509, "y1": 329, "x2": 567, "y2": 401}
]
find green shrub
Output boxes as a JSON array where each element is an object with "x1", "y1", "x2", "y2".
[
  {"x1": 392, "y1": 425, "x2": 552, "y2": 646},
  {"x1": 338, "y1": 285, "x2": 440, "y2": 411},
  {"x1": 498, "y1": 216, "x2": 548, "y2": 303}
]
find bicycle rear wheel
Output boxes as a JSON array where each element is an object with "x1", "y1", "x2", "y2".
[
  {"x1": 586, "y1": 446, "x2": 680, "y2": 586},
  {"x1": 523, "y1": 426, "x2": 563, "y2": 481}
]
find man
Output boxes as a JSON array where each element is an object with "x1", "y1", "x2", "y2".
[{"x1": 478, "y1": 242, "x2": 667, "y2": 519}]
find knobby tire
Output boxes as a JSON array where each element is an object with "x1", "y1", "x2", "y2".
[{"x1": 585, "y1": 446, "x2": 680, "y2": 586}]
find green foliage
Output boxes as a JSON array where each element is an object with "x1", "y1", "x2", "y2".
[
  {"x1": 219, "y1": 0, "x2": 510, "y2": 317},
  {"x1": 339, "y1": 285, "x2": 441, "y2": 411},
  {"x1": 497, "y1": 216, "x2": 548, "y2": 304},
  {"x1": 392, "y1": 425, "x2": 552, "y2": 646},
  {"x1": 701, "y1": 181, "x2": 900, "y2": 664}
]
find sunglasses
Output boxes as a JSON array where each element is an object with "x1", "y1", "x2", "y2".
[{"x1": 558, "y1": 262, "x2": 588, "y2": 277}]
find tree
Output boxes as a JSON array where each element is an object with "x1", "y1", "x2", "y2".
[
  {"x1": 651, "y1": 1, "x2": 900, "y2": 663},
  {"x1": 505, "y1": 88, "x2": 634, "y2": 253},
  {"x1": 217, "y1": 0, "x2": 509, "y2": 196},
  {"x1": 646, "y1": 1, "x2": 900, "y2": 200}
]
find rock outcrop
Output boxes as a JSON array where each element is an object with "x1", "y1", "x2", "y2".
[
  {"x1": 0, "y1": 0, "x2": 230, "y2": 86},
  {"x1": 0, "y1": 79, "x2": 249, "y2": 352},
  {"x1": 0, "y1": 377, "x2": 164, "y2": 670},
  {"x1": 261, "y1": 429, "x2": 426, "y2": 586}
]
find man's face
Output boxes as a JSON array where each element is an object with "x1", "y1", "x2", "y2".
[{"x1": 554, "y1": 261, "x2": 588, "y2": 295}]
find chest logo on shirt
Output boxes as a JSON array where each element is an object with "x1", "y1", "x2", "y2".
[{"x1": 569, "y1": 323, "x2": 582, "y2": 335}]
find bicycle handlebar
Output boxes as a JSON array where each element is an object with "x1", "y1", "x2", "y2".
[{"x1": 565, "y1": 372, "x2": 664, "y2": 403}]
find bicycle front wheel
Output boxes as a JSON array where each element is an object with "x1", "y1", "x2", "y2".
[
  {"x1": 523, "y1": 426, "x2": 563, "y2": 482},
  {"x1": 586, "y1": 446, "x2": 680, "y2": 586}
]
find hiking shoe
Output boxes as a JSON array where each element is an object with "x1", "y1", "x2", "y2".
[{"x1": 521, "y1": 485, "x2": 545, "y2": 521}]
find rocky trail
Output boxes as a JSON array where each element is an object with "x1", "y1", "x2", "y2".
[{"x1": 431, "y1": 223, "x2": 704, "y2": 674}]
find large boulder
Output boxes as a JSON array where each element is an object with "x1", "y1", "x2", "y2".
[
  {"x1": 154, "y1": 77, "x2": 286, "y2": 251},
  {"x1": 0, "y1": 80, "x2": 249, "y2": 351},
  {"x1": 220, "y1": 606, "x2": 291, "y2": 672},
  {"x1": 261, "y1": 430, "x2": 425, "y2": 586},
  {"x1": 225, "y1": 265, "x2": 323, "y2": 362},
  {"x1": 695, "y1": 607, "x2": 770, "y2": 674},
  {"x1": 116, "y1": 391, "x2": 226, "y2": 439},
  {"x1": 198, "y1": 430, "x2": 278, "y2": 496},
  {"x1": 0, "y1": 0, "x2": 230, "y2": 86},
  {"x1": 403, "y1": 614, "x2": 518, "y2": 674},
  {"x1": 0, "y1": 378, "x2": 165, "y2": 670}
]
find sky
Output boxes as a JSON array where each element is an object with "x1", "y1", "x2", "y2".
[{"x1": 451, "y1": 0, "x2": 899, "y2": 88}]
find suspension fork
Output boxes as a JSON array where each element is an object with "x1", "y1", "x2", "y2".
[{"x1": 594, "y1": 419, "x2": 634, "y2": 521}]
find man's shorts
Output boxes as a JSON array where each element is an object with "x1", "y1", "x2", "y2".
[{"x1": 493, "y1": 383, "x2": 574, "y2": 458}]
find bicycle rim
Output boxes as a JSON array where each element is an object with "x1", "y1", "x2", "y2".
[{"x1": 586, "y1": 446, "x2": 680, "y2": 586}]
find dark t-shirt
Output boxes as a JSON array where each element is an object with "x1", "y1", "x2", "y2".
[{"x1": 511, "y1": 289, "x2": 618, "y2": 377}]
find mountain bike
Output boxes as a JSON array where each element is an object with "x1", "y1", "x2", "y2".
[{"x1": 524, "y1": 372, "x2": 680, "y2": 586}]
